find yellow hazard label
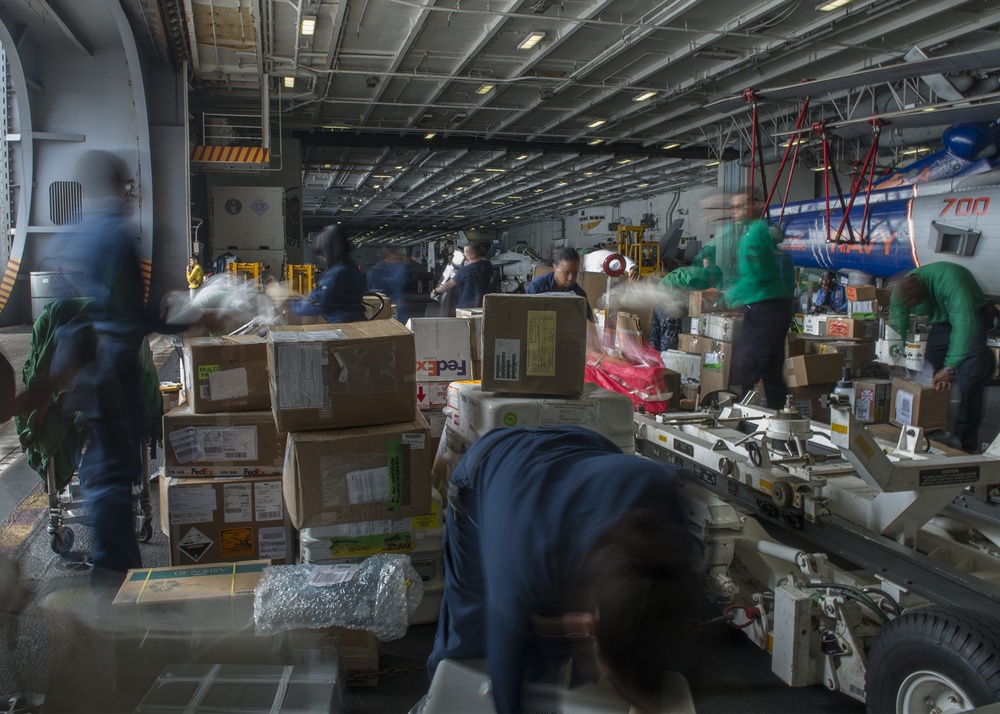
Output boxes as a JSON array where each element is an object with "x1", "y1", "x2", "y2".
[
  {"x1": 831, "y1": 422, "x2": 848, "y2": 434},
  {"x1": 760, "y1": 479, "x2": 772, "y2": 492},
  {"x1": 526, "y1": 310, "x2": 557, "y2": 377},
  {"x1": 220, "y1": 527, "x2": 254, "y2": 558},
  {"x1": 854, "y1": 436, "x2": 875, "y2": 459}
]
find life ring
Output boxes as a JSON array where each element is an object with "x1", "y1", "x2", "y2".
[{"x1": 603, "y1": 253, "x2": 627, "y2": 277}]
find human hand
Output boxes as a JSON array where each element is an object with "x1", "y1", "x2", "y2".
[
  {"x1": 931, "y1": 368, "x2": 955, "y2": 391},
  {"x1": 627, "y1": 266, "x2": 640, "y2": 282}
]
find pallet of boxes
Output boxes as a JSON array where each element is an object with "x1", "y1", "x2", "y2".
[
  {"x1": 793, "y1": 285, "x2": 897, "y2": 426},
  {"x1": 665, "y1": 289, "x2": 741, "y2": 409},
  {"x1": 432, "y1": 294, "x2": 638, "y2": 492}
]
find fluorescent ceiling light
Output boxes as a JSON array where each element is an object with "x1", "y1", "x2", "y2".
[
  {"x1": 901, "y1": 147, "x2": 932, "y2": 156},
  {"x1": 373, "y1": 174, "x2": 393, "y2": 179},
  {"x1": 584, "y1": 197, "x2": 595, "y2": 202},
  {"x1": 301, "y1": 16, "x2": 317, "y2": 35},
  {"x1": 587, "y1": 119, "x2": 606, "y2": 129},
  {"x1": 283, "y1": 76, "x2": 295, "y2": 88},
  {"x1": 584, "y1": 171, "x2": 595, "y2": 176},
  {"x1": 491, "y1": 201, "x2": 504, "y2": 205},
  {"x1": 662, "y1": 142, "x2": 680, "y2": 150},
  {"x1": 779, "y1": 137, "x2": 807, "y2": 148},
  {"x1": 565, "y1": 202, "x2": 574, "y2": 206},
  {"x1": 508, "y1": 195, "x2": 523, "y2": 199},
  {"x1": 485, "y1": 167, "x2": 506, "y2": 173},
  {"x1": 518, "y1": 32, "x2": 545, "y2": 50},
  {"x1": 557, "y1": 181, "x2": 568, "y2": 186},
  {"x1": 587, "y1": 139, "x2": 605, "y2": 146},
  {"x1": 811, "y1": 166, "x2": 830, "y2": 171},
  {"x1": 534, "y1": 188, "x2": 543, "y2": 192},
  {"x1": 634, "y1": 91, "x2": 657, "y2": 102},
  {"x1": 922, "y1": 107, "x2": 937, "y2": 112},
  {"x1": 516, "y1": 154, "x2": 529, "y2": 160},
  {"x1": 324, "y1": 125, "x2": 349, "y2": 130},
  {"x1": 816, "y1": 0, "x2": 851, "y2": 10},
  {"x1": 472, "y1": 177, "x2": 483, "y2": 182},
  {"x1": 476, "y1": 84, "x2": 495, "y2": 95},
  {"x1": 394, "y1": 165, "x2": 403, "y2": 169},
  {"x1": 618, "y1": 158, "x2": 632, "y2": 165},
  {"x1": 455, "y1": 215, "x2": 466, "y2": 218},
  {"x1": 706, "y1": 160, "x2": 721, "y2": 167},
  {"x1": 424, "y1": 132, "x2": 437, "y2": 139},
  {"x1": 638, "y1": 182, "x2": 650, "y2": 187}
]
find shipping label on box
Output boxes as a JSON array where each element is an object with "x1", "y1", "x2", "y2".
[
  {"x1": 161, "y1": 476, "x2": 288, "y2": 565},
  {"x1": 163, "y1": 405, "x2": 285, "y2": 477},
  {"x1": 845, "y1": 285, "x2": 877, "y2": 302},
  {"x1": 662, "y1": 350, "x2": 701, "y2": 383},
  {"x1": 283, "y1": 412, "x2": 433, "y2": 529},
  {"x1": 824, "y1": 318, "x2": 877, "y2": 341},
  {"x1": 113, "y1": 560, "x2": 269, "y2": 606},
  {"x1": 678, "y1": 333, "x2": 714, "y2": 356},
  {"x1": 406, "y1": 318, "x2": 474, "y2": 382},
  {"x1": 847, "y1": 300, "x2": 878, "y2": 319},
  {"x1": 890, "y1": 378, "x2": 949, "y2": 430},
  {"x1": 481, "y1": 294, "x2": 587, "y2": 396},
  {"x1": 854, "y1": 379, "x2": 891, "y2": 424},
  {"x1": 183, "y1": 336, "x2": 271, "y2": 413},
  {"x1": 415, "y1": 381, "x2": 450, "y2": 409},
  {"x1": 783, "y1": 353, "x2": 845, "y2": 388},
  {"x1": 267, "y1": 322, "x2": 416, "y2": 433},
  {"x1": 699, "y1": 341, "x2": 737, "y2": 394},
  {"x1": 803, "y1": 314, "x2": 827, "y2": 337}
]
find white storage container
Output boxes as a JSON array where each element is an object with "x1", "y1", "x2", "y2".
[
  {"x1": 447, "y1": 382, "x2": 635, "y2": 454},
  {"x1": 700, "y1": 313, "x2": 743, "y2": 343},
  {"x1": 661, "y1": 350, "x2": 701, "y2": 383}
]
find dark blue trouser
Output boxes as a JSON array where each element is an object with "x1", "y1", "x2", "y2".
[
  {"x1": 741, "y1": 298, "x2": 792, "y2": 409},
  {"x1": 924, "y1": 308, "x2": 995, "y2": 452},
  {"x1": 78, "y1": 337, "x2": 143, "y2": 574}
]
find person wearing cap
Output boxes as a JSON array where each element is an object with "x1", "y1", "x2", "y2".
[
  {"x1": 812, "y1": 271, "x2": 847, "y2": 313},
  {"x1": 889, "y1": 262, "x2": 994, "y2": 452}
]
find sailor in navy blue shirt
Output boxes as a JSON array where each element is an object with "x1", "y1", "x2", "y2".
[
  {"x1": 432, "y1": 242, "x2": 493, "y2": 311},
  {"x1": 525, "y1": 247, "x2": 593, "y2": 320},
  {"x1": 427, "y1": 426, "x2": 698, "y2": 713},
  {"x1": 289, "y1": 225, "x2": 366, "y2": 323}
]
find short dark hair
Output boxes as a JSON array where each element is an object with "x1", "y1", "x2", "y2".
[
  {"x1": 313, "y1": 225, "x2": 351, "y2": 266},
  {"x1": 584, "y1": 509, "x2": 703, "y2": 705},
  {"x1": 552, "y1": 247, "x2": 580, "y2": 266},
  {"x1": 464, "y1": 242, "x2": 486, "y2": 258}
]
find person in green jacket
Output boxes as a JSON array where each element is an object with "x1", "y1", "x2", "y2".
[
  {"x1": 890, "y1": 262, "x2": 994, "y2": 452},
  {"x1": 725, "y1": 194, "x2": 793, "y2": 409}
]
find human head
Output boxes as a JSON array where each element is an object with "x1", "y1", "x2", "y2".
[
  {"x1": 188, "y1": 257, "x2": 197, "y2": 266},
  {"x1": 700, "y1": 244, "x2": 716, "y2": 267},
  {"x1": 313, "y1": 225, "x2": 351, "y2": 269},
  {"x1": 894, "y1": 274, "x2": 924, "y2": 309},
  {"x1": 582, "y1": 509, "x2": 702, "y2": 711},
  {"x1": 551, "y1": 247, "x2": 581, "y2": 289},
  {"x1": 463, "y1": 242, "x2": 486, "y2": 262},
  {"x1": 821, "y1": 271, "x2": 838, "y2": 289}
]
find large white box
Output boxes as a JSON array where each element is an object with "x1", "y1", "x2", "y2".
[
  {"x1": 406, "y1": 318, "x2": 475, "y2": 382},
  {"x1": 661, "y1": 350, "x2": 701, "y2": 383}
]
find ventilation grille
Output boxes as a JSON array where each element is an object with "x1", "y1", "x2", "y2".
[{"x1": 49, "y1": 181, "x2": 83, "y2": 225}]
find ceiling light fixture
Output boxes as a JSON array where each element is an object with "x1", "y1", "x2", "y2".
[
  {"x1": 373, "y1": 174, "x2": 392, "y2": 179},
  {"x1": 491, "y1": 201, "x2": 504, "y2": 205},
  {"x1": 424, "y1": 132, "x2": 437, "y2": 139},
  {"x1": 587, "y1": 139, "x2": 604, "y2": 146},
  {"x1": 587, "y1": 119, "x2": 606, "y2": 129},
  {"x1": 618, "y1": 158, "x2": 631, "y2": 165},
  {"x1": 811, "y1": 166, "x2": 830, "y2": 172},
  {"x1": 283, "y1": 76, "x2": 295, "y2": 88},
  {"x1": 633, "y1": 91, "x2": 657, "y2": 102},
  {"x1": 485, "y1": 167, "x2": 506, "y2": 173},
  {"x1": 518, "y1": 32, "x2": 545, "y2": 50},
  {"x1": 638, "y1": 182, "x2": 650, "y2": 187},
  {"x1": 508, "y1": 195, "x2": 524, "y2": 199},
  {"x1": 584, "y1": 197, "x2": 595, "y2": 202},
  {"x1": 816, "y1": 0, "x2": 852, "y2": 10},
  {"x1": 706, "y1": 160, "x2": 721, "y2": 167},
  {"x1": 534, "y1": 188, "x2": 543, "y2": 192},
  {"x1": 300, "y1": 16, "x2": 317, "y2": 35},
  {"x1": 516, "y1": 154, "x2": 529, "y2": 160},
  {"x1": 662, "y1": 142, "x2": 680, "y2": 150},
  {"x1": 901, "y1": 147, "x2": 932, "y2": 156},
  {"x1": 472, "y1": 177, "x2": 483, "y2": 182},
  {"x1": 323, "y1": 125, "x2": 349, "y2": 130},
  {"x1": 476, "y1": 83, "x2": 495, "y2": 95},
  {"x1": 557, "y1": 181, "x2": 568, "y2": 186}
]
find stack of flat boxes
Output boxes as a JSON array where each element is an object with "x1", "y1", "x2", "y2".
[{"x1": 163, "y1": 335, "x2": 290, "y2": 566}]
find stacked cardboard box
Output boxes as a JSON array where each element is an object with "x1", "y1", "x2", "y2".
[
  {"x1": 890, "y1": 378, "x2": 949, "y2": 430},
  {"x1": 675, "y1": 332, "x2": 740, "y2": 396}
]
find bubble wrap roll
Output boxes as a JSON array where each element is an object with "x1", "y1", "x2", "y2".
[{"x1": 253, "y1": 554, "x2": 423, "y2": 640}]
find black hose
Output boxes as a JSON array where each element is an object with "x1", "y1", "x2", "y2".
[
  {"x1": 860, "y1": 586, "x2": 902, "y2": 616},
  {"x1": 801, "y1": 582, "x2": 891, "y2": 624}
]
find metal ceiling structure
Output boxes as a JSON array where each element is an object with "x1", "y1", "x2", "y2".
[{"x1": 124, "y1": 0, "x2": 1000, "y2": 241}]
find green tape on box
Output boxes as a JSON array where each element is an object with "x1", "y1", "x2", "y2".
[
  {"x1": 328, "y1": 531, "x2": 414, "y2": 557},
  {"x1": 387, "y1": 441, "x2": 402, "y2": 511}
]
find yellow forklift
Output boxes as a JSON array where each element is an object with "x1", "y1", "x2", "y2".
[{"x1": 616, "y1": 225, "x2": 661, "y2": 277}]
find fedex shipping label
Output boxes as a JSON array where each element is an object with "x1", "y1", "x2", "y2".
[{"x1": 416, "y1": 358, "x2": 469, "y2": 380}]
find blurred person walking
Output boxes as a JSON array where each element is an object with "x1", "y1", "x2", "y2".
[{"x1": 289, "y1": 225, "x2": 366, "y2": 323}]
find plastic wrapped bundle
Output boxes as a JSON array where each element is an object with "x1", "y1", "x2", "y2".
[{"x1": 253, "y1": 554, "x2": 423, "y2": 640}]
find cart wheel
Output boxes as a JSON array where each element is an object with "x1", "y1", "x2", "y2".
[
  {"x1": 136, "y1": 519, "x2": 153, "y2": 543},
  {"x1": 50, "y1": 527, "x2": 75, "y2": 555}
]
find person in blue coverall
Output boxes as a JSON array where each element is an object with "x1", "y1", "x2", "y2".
[
  {"x1": 290, "y1": 225, "x2": 366, "y2": 323},
  {"x1": 427, "y1": 426, "x2": 701, "y2": 713},
  {"x1": 525, "y1": 247, "x2": 593, "y2": 320},
  {"x1": 432, "y1": 242, "x2": 494, "y2": 312}
]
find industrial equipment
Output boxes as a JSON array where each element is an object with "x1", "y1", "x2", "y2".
[
  {"x1": 226, "y1": 261, "x2": 265, "y2": 290},
  {"x1": 635, "y1": 394, "x2": 1000, "y2": 711},
  {"x1": 284, "y1": 263, "x2": 316, "y2": 295},
  {"x1": 616, "y1": 225, "x2": 662, "y2": 277}
]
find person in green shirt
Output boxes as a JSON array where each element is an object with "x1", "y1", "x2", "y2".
[
  {"x1": 725, "y1": 194, "x2": 794, "y2": 409},
  {"x1": 890, "y1": 262, "x2": 994, "y2": 452}
]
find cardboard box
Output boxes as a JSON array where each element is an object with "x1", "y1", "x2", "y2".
[
  {"x1": 890, "y1": 378, "x2": 949, "y2": 430},
  {"x1": 481, "y1": 293, "x2": 587, "y2": 397},
  {"x1": 678, "y1": 333, "x2": 715, "y2": 356},
  {"x1": 689, "y1": 289, "x2": 724, "y2": 318},
  {"x1": 288, "y1": 627, "x2": 381, "y2": 688},
  {"x1": 406, "y1": 318, "x2": 475, "y2": 382},
  {"x1": 283, "y1": 413, "x2": 433, "y2": 529},
  {"x1": 783, "y1": 353, "x2": 846, "y2": 388},
  {"x1": 415, "y1": 381, "x2": 450, "y2": 410},
  {"x1": 824, "y1": 317, "x2": 878, "y2": 341},
  {"x1": 700, "y1": 341, "x2": 738, "y2": 395},
  {"x1": 113, "y1": 560, "x2": 268, "y2": 606},
  {"x1": 789, "y1": 385, "x2": 835, "y2": 423},
  {"x1": 854, "y1": 378, "x2": 892, "y2": 424},
  {"x1": 845, "y1": 285, "x2": 877, "y2": 302},
  {"x1": 662, "y1": 368, "x2": 681, "y2": 408},
  {"x1": 182, "y1": 336, "x2": 271, "y2": 413},
  {"x1": 847, "y1": 300, "x2": 878, "y2": 319},
  {"x1": 159, "y1": 476, "x2": 289, "y2": 565},
  {"x1": 785, "y1": 332, "x2": 808, "y2": 358},
  {"x1": 811, "y1": 340, "x2": 877, "y2": 372},
  {"x1": 579, "y1": 271, "x2": 622, "y2": 310},
  {"x1": 661, "y1": 350, "x2": 701, "y2": 382},
  {"x1": 803, "y1": 314, "x2": 827, "y2": 337},
  {"x1": 700, "y1": 313, "x2": 743, "y2": 343},
  {"x1": 364, "y1": 293, "x2": 391, "y2": 320},
  {"x1": 163, "y1": 405, "x2": 286, "y2": 477},
  {"x1": 455, "y1": 308, "x2": 484, "y2": 360},
  {"x1": 267, "y1": 322, "x2": 416, "y2": 433}
]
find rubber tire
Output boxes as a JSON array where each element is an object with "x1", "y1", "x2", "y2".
[
  {"x1": 866, "y1": 605, "x2": 1000, "y2": 713},
  {"x1": 50, "y1": 527, "x2": 74, "y2": 555},
  {"x1": 136, "y1": 519, "x2": 153, "y2": 543}
]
